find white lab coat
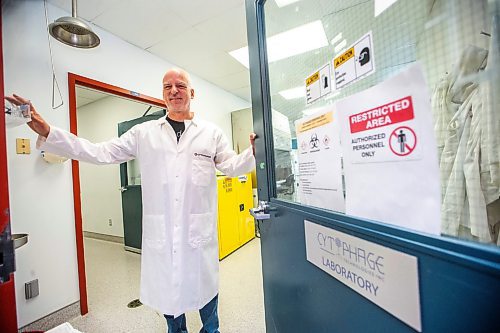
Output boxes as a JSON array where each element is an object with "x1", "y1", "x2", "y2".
[
  {"x1": 438, "y1": 44, "x2": 500, "y2": 242},
  {"x1": 37, "y1": 115, "x2": 255, "y2": 317}
]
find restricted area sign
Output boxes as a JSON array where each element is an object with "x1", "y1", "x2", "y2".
[
  {"x1": 336, "y1": 63, "x2": 441, "y2": 236},
  {"x1": 345, "y1": 95, "x2": 421, "y2": 163}
]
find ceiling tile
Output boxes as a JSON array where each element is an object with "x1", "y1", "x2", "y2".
[
  {"x1": 167, "y1": 0, "x2": 244, "y2": 26},
  {"x1": 76, "y1": 96, "x2": 94, "y2": 108},
  {"x1": 211, "y1": 70, "x2": 250, "y2": 91},
  {"x1": 180, "y1": 51, "x2": 248, "y2": 83},
  {"x1": 147, "y1": 28, "x2": 224, "y2": 69},
  {"x1": 76, "y1": 87, "x2": 107, "y2": 99},
  {"x1": 91, "y1": 0, "x2": 191, "y2": 49},
  {"x1": 76, "y1": 87, "x2": 108, "y2": 107},
  {"x1": 47, "y1": 0, "x2": 121, "y2": 21},
  {"x1": 264, "y1": 0, "x2": 325, "y2": 35},
  {"x1": 229, "y1": 86, "x2": 252, "y2": 101},
  {"x1": 194, "y1": 4, "x2": 248, "y2": 52}
]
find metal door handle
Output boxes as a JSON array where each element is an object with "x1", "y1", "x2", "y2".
[
  {"x1": 249, "y1": 200, "x2": 275, "y2": 220},
  {"x1": 119, "y1": 187, "x2": 127, "y2": 192},
  {"x1": 250, "y1": 208, "x2": 270, "y2": 220}
]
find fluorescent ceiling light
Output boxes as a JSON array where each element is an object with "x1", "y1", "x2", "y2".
[
  {"x1": 275, "y1": 0, "x2": 301, "y2": 8},
  {"x1": 374, "y1": 0, "x2": 399, "y2": 17},
  {"x1": 278, "y1": 86, "x2": 305, "y2": 100},
  {"x1": 330, "y1": 32, "x2": 343, "y2": 45},
  {"x1": 229, "y1": 47, "x2": 250, "y2": 69},
  {"x1": 229, "y1": 20, "x2": 328, "y2": 68},
  {"x1": 302, "y1": 107, "x2": 324, "y2": 116},
  {"x1": 334, "y1": 39, "x2": 347, "y2": 54}
]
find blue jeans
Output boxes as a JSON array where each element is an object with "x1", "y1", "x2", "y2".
[{"x1": 164, "y1": 295, "x2": 220, "y2": 333}]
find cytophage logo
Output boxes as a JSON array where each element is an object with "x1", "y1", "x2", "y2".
[
  {"x1": 305, "y1": 220, "x2": 421, "y2": 331},
  {"x1": 316, "y1": 231, "x2": 385, "y2": 276},
  {"x1": 194, "y1": 152, "x2": 212, "y2": 159}
]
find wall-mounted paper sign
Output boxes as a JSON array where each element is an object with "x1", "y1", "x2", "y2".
[
  {"x1": 295, "y1": 106, "x2": 345, "y2": 212},
  {"x1": 304, "y1": 220, "x2": 422, "y2": 332},
  {"x1": 333, "y1": 31, "x2": 375, "y2": 90},
  {"x1": 337, "y1": 63, "x2": 441, "y2": 235},
  {"x1": 347, "y1": 95, "x2": 421, "y2": 163},
  {"x1": 306, "y1": 63, "x2": 332, "y2": 105}
]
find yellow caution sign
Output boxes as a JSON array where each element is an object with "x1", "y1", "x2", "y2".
[
  {"x1": 334, "y1": 47, "x2": 354, "y2": 68},
  {"x1": 306, "y1": 71, "x2": 320, "y2": 86},
  {"x1": 297, "y1": 112, "x2": 333, "y2": 134}
]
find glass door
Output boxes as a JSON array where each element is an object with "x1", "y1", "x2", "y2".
[{"x1": 246, "y1": 0, "x2": 500, "y2": 332}]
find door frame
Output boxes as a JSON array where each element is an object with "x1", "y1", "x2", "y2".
[
  {"x1": 0, "y1": 5, "x2": 19, "y2": 332},
  {"x1": 67, "y1": 73, "x2": 165, "y2": 314}
]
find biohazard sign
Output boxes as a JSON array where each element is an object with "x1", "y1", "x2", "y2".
[{"x1": 295, "y1": 108, "x2": 345, "y2": 213}]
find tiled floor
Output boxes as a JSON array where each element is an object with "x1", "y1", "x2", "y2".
[{"x1": 69, "y1": 238, "x2": 265, "y2": 333}]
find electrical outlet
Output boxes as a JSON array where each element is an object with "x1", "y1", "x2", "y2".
[
  {"x1": 16, "y1": 138, "x2": 31, "y2": 154},
  {"x1": 108, "y1": 219, "x2": 112, "y2": 226},
  {"x1": 25, "y1": 279, "x2": 39, "y2": 299}
]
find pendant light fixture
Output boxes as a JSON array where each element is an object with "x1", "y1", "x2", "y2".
[{"x1": 48, "y1": 0, "x2": 100, "y2": 48}]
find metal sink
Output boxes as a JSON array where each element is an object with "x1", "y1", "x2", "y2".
[{"x1": 13, "y1": 233, "x2": 28, "y2": 249}]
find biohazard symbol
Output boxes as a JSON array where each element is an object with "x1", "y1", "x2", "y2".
[{"x1": 310, "y1": 133, "x2": 320, "y2": 149}]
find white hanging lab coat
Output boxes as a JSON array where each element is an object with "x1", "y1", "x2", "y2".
[
  {"x1": 438, "y1": 43, "x2": 500, "y2": 242},
  {"x1": 37, "y1": 115, "x2": 256, "y2": 317}
]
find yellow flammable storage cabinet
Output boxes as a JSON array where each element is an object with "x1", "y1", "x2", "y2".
[{"x1": 217, "y1": 173, "x2": 255, "y2": 259}]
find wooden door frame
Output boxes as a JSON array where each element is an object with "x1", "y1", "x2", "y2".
[{"x1": 67, "y1": 73, "x2": 165, "y2": 314}]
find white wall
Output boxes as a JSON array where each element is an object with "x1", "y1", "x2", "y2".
[
  {"x1": 2, "y1": 1, "x2": 250, "y2": 327},
  {"x1": 78, "y1": 96, "x2": 147, "y2": 238}
]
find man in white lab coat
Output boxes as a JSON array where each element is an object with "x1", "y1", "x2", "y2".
[{"x1": 6, "y1": 68, "x2": 256, "y2": 333}]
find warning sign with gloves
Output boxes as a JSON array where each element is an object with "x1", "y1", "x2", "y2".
[{"x1": 333, "y1": 31, "x2": 375, "y2": 90}]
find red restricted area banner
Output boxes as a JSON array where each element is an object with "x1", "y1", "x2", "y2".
[{"x1": 349, "y1": 96, "x2": 414, "y2": 133}]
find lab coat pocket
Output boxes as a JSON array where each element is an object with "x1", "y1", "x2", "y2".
[
  {"x1": 143, "y1": 215, "x2": 166, "y2": 250},
  {"x1": 188, "y1": 212, "x2": 214, "y2": 248},
  {"x1": 192, "y1": 159, "x2": 213, "y2": 186}
]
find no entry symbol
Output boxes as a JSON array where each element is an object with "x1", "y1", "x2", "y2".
[{"x1": 389, "y1": 126, "x2": 417, "y2": 156}]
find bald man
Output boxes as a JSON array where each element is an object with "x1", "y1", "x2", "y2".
[{"x1": 6, "y1": 68, "x2": 256, "y2": 333}]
